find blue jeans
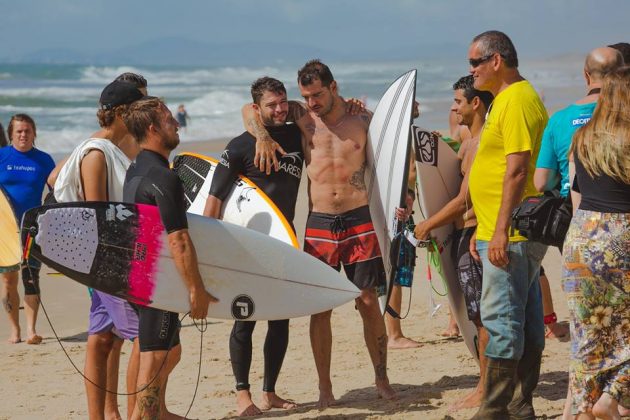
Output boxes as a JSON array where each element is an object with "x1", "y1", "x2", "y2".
[{"x1": 477, "y1": 240, "x2": 547, "y2": 360}]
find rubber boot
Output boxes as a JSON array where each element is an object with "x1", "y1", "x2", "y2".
[
  {"x1": 470, "y1": 357, "x2": 518, "y2": 420},
  {"x1": 508, "y1": 348, "x2": 543, "y2": 419}
]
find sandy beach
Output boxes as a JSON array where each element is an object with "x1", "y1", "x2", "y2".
[{"x1": 0, "y1": 138, "x2": 571, "y2": 420}]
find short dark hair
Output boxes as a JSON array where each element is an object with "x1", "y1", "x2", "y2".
[
  {"x1": 8, "y1": 114, "x2": 37, "y2": 141},
  {"x1": 453, "y1": 75, "x2": 494, "y2": 110},
  {"x1": 608, "y1": 42, "x2": 630, "y2": 65},
  {"x1": 473, "y1": 30, "x2": 519, "y2": 68},
  {"x1": 123, "y1": 97, "x2": 164, "y2": 144},
  {"x1": 297, "y1": 59, "x2": 334, "y2": 87},
  {"x1": 115, "y1": 72, "x2": 148, "y2": 89},
  {"x1": 250, "y1": 77, "x2": 286, "y2": 105}
]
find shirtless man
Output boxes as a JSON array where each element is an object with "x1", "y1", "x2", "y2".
[
  {"x1": 414, "y1": 75, "x2": 493, "y2": 411},
  {"x1": 245, "y1": 59, "x2": 396, "y2": 408}
]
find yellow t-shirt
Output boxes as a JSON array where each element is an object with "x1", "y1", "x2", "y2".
[{"x1": 469, "y1": 80, "x2": 548, "y2": 242}]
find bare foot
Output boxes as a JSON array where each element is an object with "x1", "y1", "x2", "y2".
[
  {"x1": 440, "y1": 328, "x2": 460, "y2": 339},
  {"x1": 317, "y1": 388, "x2": 336, "y2": 409},
  {"x1": 376, "y1": 380, "x2": 397, "y2": 401},
  {"x1": 236, "y1": 391, "x2": 262, "y2": 417},
  {"x1": 7, "y1": 335, "x2": 21, "y2": 344},
  {"x1": 592, "y1": 392, "x2": 620, "y2": 420},
  {"x1": 449, "y1": 388, "x2": 483, "y2": 411},
  {"x1": 7, "y1": 326, "x2": 21, "y2": 344},
  {"x1": 104, "y1": 411, "x2": 123, "y2": 420},
  {"x1": 26, "y1": 334, "x2": 42, "y2": 345},
  {"x1": 619, "y1": 404, "x2": 630, "y2": 416},
  {"x1": 388, "y1": 336, "x2": 422, "y2": 349},
  {"x1": 259, "y1": 392, "x2": 297, "y2": 411},
  {"x1": 162, "y1": 411, "x2": 188, "y2": 420}
]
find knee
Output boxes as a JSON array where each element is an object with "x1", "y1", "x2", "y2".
[
  {"x1": 356, "y1": 288, "x2": 379, "y2": 311},
  {"x1": 2, "y1": 271, "x2": 19, "y2": 288},
  {"x1": 311, "y1": 310, "x2": 332, "y2": 323},
  {"x1": 166, "y1": 345, "x2": 182, "y2": 369},
  {"x1": 89, "y1": 332, "x2": 116, "y2": 353}
]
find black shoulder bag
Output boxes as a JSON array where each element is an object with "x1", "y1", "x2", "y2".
[{"x1": 510, "y1": 190, "x2": 572, "y2": 250}]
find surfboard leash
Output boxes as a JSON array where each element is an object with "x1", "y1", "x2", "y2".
[
  {"x1": 30, "y1": 265, "x2": 207, "y2": 417},
  {"x1": 425, "y1": 239, "x2": 448, "y2": 297}
]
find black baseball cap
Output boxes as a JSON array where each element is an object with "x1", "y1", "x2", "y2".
[{"x1": 99, "y1": 80, "x2": 144, "y2": 110}]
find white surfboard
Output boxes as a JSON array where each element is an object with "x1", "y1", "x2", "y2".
[
  {"x1": 22, "y1": 202, "x2": 360, "y2": 321},
  {"x1": 0, "y1": 186, "x2": 21, "y2": 269},
  {"x1": 413, "y1": 126, "x2": 479, "y2": 360},
  {"x1": 365, "y1": 69, "x2": 417, "y2": 314},
  {"x1": 173, "y1": 152, "x2": 298, "y2": 248}
]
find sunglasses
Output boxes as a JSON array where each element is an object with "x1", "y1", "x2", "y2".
[{"x1": 469, "y1": 54, "x2": 494, "y2": 68}]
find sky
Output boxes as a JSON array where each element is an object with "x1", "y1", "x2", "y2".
[{"x1": 1, "y1": 0, "x2": 629, "y2": 63}]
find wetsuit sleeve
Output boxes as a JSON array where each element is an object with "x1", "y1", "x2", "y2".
[
  {"x1": 152, "y1": 170, "x2": 189, "y2": 233},
  {"x1": 208, "y1": 141, "x2": 244, "y2": 201}
]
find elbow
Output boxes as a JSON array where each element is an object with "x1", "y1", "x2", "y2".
[{"x1": 533, "y1": 174, "x2": 546, "y2": 192}]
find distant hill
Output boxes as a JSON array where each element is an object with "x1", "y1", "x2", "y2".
[{"x1": 3, "y1": 37, "x2": 467, "y2": 66}]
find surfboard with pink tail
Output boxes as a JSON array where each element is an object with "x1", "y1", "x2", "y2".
[{"x1": 20, "y1": 202, "x2": 359, "y2": 320}]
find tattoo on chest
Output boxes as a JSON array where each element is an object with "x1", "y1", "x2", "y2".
[{"x1": 349, "y1": 162, "x2": 367, "y2": 191}]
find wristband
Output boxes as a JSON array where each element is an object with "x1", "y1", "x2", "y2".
[{"x1": 544, "y1": 312, "x2": 557, "y2": 325}]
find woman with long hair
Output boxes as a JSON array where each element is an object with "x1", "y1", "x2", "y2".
[{"x1": 564, "y1": 66, "x2": 630, "y2": 419}]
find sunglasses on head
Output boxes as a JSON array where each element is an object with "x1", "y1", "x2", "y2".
[{"x1": 469, "y1": 54, "x2": 495, "y2": 68}]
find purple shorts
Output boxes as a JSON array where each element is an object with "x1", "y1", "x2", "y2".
[{"x1": 88, "y1": 290, "x2": 139, "y2": 340}]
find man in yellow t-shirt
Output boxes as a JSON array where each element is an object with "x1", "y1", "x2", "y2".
[{"x1": 467, "y1": 30, "x2": 548, "y2": 420}]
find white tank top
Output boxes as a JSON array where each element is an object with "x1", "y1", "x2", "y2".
[{"x1": 54, "y1": 138, "x2": 131, "y2": 202}]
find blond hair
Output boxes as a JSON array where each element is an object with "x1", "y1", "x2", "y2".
[{"x1": 570, "y1": 66, "x2": 630, "y2": 184}]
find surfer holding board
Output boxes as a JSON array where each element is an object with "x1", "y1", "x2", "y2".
[
  {"x1": 244, "y1": 60, "x2": 396, "y2": 407},
  {"x1": 205, "y1": 77, "x2": 302, "y2": 416},
  {"x1": 414, "y1": 75, "x2": 493, "y2": 411},
  {"x1": 123, "y1": 97, "x2": 218, "y2": 419}
]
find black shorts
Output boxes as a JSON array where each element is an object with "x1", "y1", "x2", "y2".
[
  {"x1": 137, "y1": 306, "x2": 180, "y2": 352},
  {"x1": 450, "y1": 227, "x2": 483, "y2": 322},
  {"x1": 304, "y1": 206, "x2": 386, "y2": 291}
]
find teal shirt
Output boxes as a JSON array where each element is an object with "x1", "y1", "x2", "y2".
[{"x1": 536, "y1": 102, "x2": 596, "y2": 197}]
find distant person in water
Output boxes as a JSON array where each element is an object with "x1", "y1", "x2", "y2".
[
  {"x1": 176, "y1": 104, "x2": 190, "y2": 132},
  {"x1": 0, "y1": 122, "x2": 8, "y2": 147}
]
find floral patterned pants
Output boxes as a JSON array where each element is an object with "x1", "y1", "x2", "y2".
[{"x1": 562, "y1": 210, "x2": 630, "y2": 414}]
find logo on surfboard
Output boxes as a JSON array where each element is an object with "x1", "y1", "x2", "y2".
[
  {"x1": 106, "y1": 204, "x2": 134, "y2": 221},
  {"x1": 231, "y1": 294, "x2": 255, "y2": 320},
  {"x1": 412, "y1": 127, "x2": 438, "y2": 167}
]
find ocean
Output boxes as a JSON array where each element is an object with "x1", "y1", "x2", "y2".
[{"x1": 0, "y1": 56, "x2": 585, "y2": 156}]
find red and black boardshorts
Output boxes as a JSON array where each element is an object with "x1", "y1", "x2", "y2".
[{"x1": 304, "y1": 205, "x2": 386, "y2": 291}]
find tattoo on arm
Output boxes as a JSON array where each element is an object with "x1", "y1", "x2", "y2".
[
  {"x1": 137, "y1": 384, "x2": 161, "y2": 420},
  {"x1": 349, "y1": 162, "x2": 367, "y2": 191},
  {"x1": 246, "y1": 117, "x2": 272, "y2": 142},
  {"x1": 375, "y1": 334, "x2": 388, "y2": 380}
]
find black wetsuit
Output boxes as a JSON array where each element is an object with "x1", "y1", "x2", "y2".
[
  {"x1": 209, "y1": 124, "x2": 303, "y2": 392},
  {"x1": 123, "y1": 149, "x2": 188, "y2": 351}
]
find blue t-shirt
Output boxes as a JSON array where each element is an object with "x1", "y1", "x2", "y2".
[
  {"x1": 536, "y1": 102, "x2": 596, "y2": 197},
  {"x1": 0, "y1": 146, "x2": 55, "y2": 219}
]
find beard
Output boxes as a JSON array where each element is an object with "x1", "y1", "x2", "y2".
[{"x1": 161, "y1": 132, "x2": 180, "y2": 151}]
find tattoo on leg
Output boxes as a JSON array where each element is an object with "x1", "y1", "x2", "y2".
[
  {"x1": 137, "y1": 384, "x2": 160, "y2": 420},
  {"x1": 375, "y1": 334, "x2": 387, "y2": 379},
  {"x1": 2, "y1": 296, "x2": 11, "y2": 313},
  {"x1": 349, "y1": 162, "x2": 367, "y2": 191}
]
